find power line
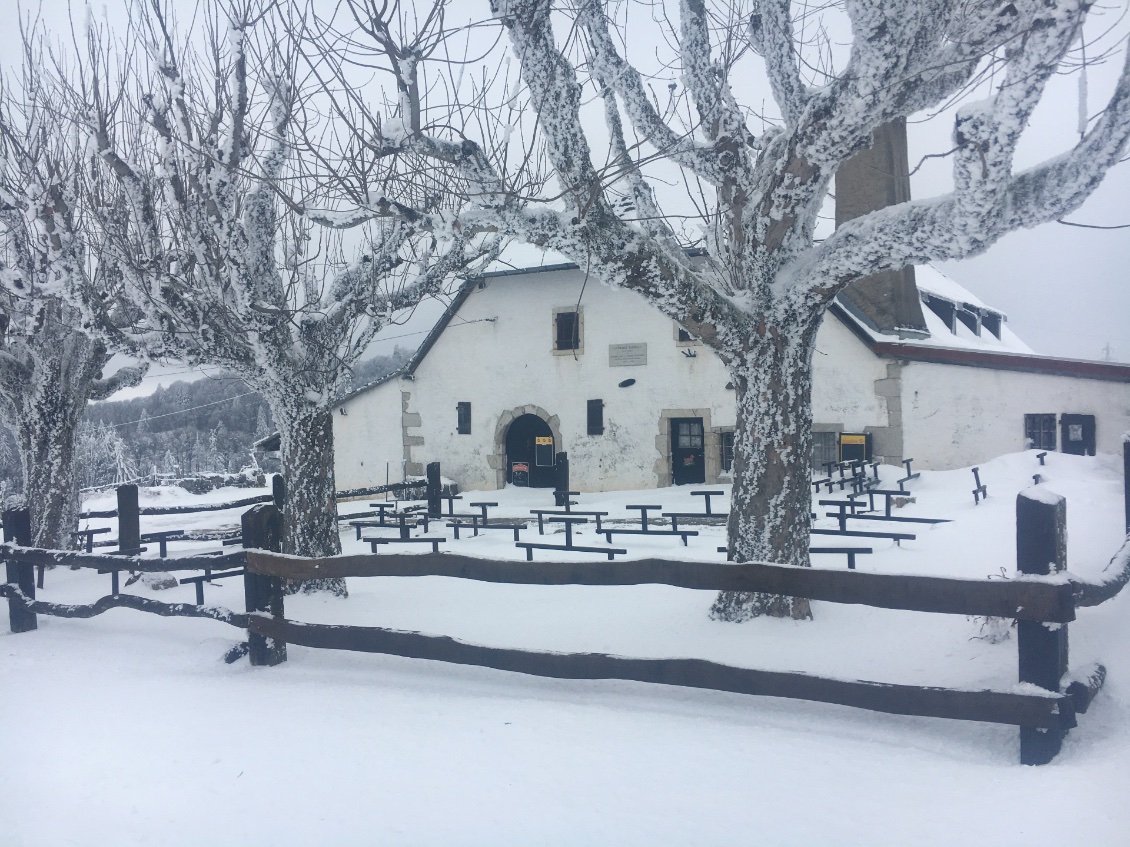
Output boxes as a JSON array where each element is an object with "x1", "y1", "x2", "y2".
[{"x1": 97, "y1": 390, "x2": 260, "y2": 430}]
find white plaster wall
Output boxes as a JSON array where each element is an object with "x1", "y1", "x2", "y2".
[
  {"x1": 811, "y1": 314, "x2": 889, "y2": 429},
  {"x1": 901, "y1": 362, "x2": 1130, "y2": 469},
  {"x1": 407, "y1": 269, "x2": 737, "y2": 491},
  {"x1": 333, "y1": 378, "x2": 407, "y2": 491}
]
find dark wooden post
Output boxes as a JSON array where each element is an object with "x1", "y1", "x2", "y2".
[
  {"x1": 242, "y1": 503, "x2": 286, "y2": 666},
  {"x1": 117, "y1": 484, "x2": 141, "y2": 553},
  {"x1": 3, "y1": 508, "x2": 36, "y2": 632},
  {"x1": 272, "y1": 474, "x2": 286, "y2": 512},
  {"x1": 554, "y1": 452, "x2": 570, "y2": 507},
  {"x1": 1016, "y1": 489, "x2": 1070, "y2": 765},
  {"x1": 1123, "y1": 438, "x2": 1129, "y2": 534},
  {"x1": 426, "y1": 462, "x2": 441, "y2": 519}
]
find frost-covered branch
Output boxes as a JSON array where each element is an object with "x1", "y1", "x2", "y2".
[{"x1": 747, "y1": 0, "x2": 808, "y2": 127}]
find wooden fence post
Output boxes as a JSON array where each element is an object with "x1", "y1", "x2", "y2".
[
  {"x1": 272, "y1": 474, "x2": 286, "y2": 512},
  {"x1": 3, "y1": 507, "x2": 36, "y2": 633},
  {"x1": 1123, "y1": 437, "x2": 1128, "y2": 534},
  {"x1": 1016, "y1": 489, "x2": 1069, "y2": 765},
  {"x1": 242, "y1": 503, "x2": 286, "y2": 666},
  {"x1": 117, "y1": 484, "x2": 141, "y2": 553},
  {"x1": 554, "y1": 452, "x2": 570, "y2": 507},
  {"x1": 426, "y1": 462, "x2": 441, "y2": 518}
]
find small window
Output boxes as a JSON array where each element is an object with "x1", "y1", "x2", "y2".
[
  {"x1": 587, "y1": 399, "x2": 604, "y2": 436},
  {"x1": 677, "y1": 328, "x2": 692, "y2": 342},
  {"x1": 675, "y1": 421, "x2": 703, "y2": 449},
  {"x1": 720, "y1": 431, "x2": 735, "y2": 472},
  {"x1": 1024, "y1": 414, "x2": 1055, "y2": 451},
  {"x1": 555, "y1": 310, "x2": 580, "y2": 351},
  {"x1": 812, "y1": 431, "x2": 839, "y2": 470},
  {"x1": 456, "y1": 402, "x2": 471, "y2": 434}
]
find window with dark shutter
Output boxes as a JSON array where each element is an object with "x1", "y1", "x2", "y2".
[
  {"x1": 456, "y1": 402, "x2": 471, "y2": 434},
  {"x1": 587, "y1": 399, "x2": 604, "y2": 435},
  {"x1": 555, "y1": 311, "x2": 580, "y2": 350}
]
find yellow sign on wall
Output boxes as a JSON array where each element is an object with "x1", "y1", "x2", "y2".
[
  {"x1": 841, "y1": 434, "x2": 866, "y2": 446},
  {"x1": 535, "y1": 436, "x2": 553, "y2": 445}
]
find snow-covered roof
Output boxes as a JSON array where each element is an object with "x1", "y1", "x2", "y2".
[{"x1": 837, "y1": 265, "x2": 1034, "y2": 355}]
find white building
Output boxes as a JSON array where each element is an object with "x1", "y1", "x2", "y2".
[{"x1": 332, "y1": 261, "x2": 1130, "y2": 493}]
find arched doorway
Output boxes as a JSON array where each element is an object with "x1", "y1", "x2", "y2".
[{"x1": 505, "y1": 414, "x2": 556, "y2": 487}]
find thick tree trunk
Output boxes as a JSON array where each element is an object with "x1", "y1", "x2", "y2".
[
  {"x1": 277, "y1": 405, "x2": 347, "y2": 597},
  {"x1": 711, "y1": 326, "x2": 816, "y2": 622},
  {"x1": 19, "y1": 399, "x2": 81, "y2": 551}
]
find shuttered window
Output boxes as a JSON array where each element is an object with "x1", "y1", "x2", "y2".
[
  {"x1": 456, "y1": 402, "x2": 471, "y2": 434},
  {"x1": 587, "y1": 399, "x2": 604, "y2": 435}
]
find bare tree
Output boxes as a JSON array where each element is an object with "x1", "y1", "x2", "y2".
[
  {"x1": 0, "y1": 27, "x2": 144, "y2": 549},
  {"x1": 63, "y1": 1, "x2": 499, "y2": 590},
  {"x1": 333, "y1": 0, "x2": 1130, "y2": 620}
]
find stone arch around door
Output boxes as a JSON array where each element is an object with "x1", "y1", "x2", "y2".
[{"x1": 489, "y1": 405, "x2": 562, "y2": 489}]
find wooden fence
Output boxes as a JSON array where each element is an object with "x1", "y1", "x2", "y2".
[{"x1": 4, "y1": 487, "x2": 1129, "y2": 765}]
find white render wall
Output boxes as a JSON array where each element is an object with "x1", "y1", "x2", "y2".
[
  {"x1": 332, "y1": 268, "x2": 892, "y2": 493},
  {"x1": 334, "y1": 378, "x2": 406, "y2": 492},
  {"x1": 407, "y1": 269, "x2": 734, "y2": 491},
  {"x1": 901, "y1": 362, "x2": 1130, "y2": 469},
  {"x1": 332, "y1": 266, "x2": 1130, "y2": 492}
]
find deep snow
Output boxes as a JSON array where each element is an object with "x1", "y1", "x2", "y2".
[{"x1": 2, "y1": 450, "x2": 1128, "y2": 846}]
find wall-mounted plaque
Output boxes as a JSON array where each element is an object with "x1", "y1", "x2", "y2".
[{"x1": 609, "y1": 343, "x2": 647, "y2": 367}]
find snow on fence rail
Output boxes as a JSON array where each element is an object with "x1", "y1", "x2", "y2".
[{"x1": 4, "y1": 493, "x2": 1129, "y2": 765}]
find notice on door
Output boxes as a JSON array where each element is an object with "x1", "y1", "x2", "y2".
[{"x1": 608, "y1": 343, "x2": 647, "y2": 367}]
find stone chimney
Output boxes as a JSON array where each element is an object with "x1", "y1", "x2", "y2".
[{"x1": 834, "y1": 118, "x2": 929, "y2": 338}]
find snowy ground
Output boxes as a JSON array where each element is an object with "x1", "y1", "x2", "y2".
[{"x1": 2, "y1": 450, "x2": 1128, "y2": 846}]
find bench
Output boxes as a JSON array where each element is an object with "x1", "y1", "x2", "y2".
[
  {"x1": 810, "y1": 527, "x2": 915, "y2": 546},
  {"x1": 180, "y1": 568, "x2": 245, "y2": 605},
  {"x1": 690, "y1": 490, "x2": 726, "y2": 515},
  {"x1": 529, "y1": 509, "x2": 608, "y2": 534},
  {"x1": 599, "y1": 504, "x2": 698, "y2": 546},
  {"x1": 515, "y1": 541, "x2": 627, "y2": 561},
  {"x1": 715, "y1": 546, "x2": 874, "y2": 570},
  {"x1": 662, "y1": 512, "x2": 727, "y2": 532},
  {"x1": 141, "y1": 530, "x2": 185, "y2": 558},
  {"x1": 897, "y1": 458, "x2": 920, "y2": 492},
  {"x1": 446, "y1": 519, "x2": 526, "y2": 541},
  {"x1": 70, "y1": 526, "x2": 111, "y2": 553},
  {"x1": 972, "y1": 466, "x2": 988, "y2": 505},
  {"x1": 809, "y1": 546, "x2": 873, "y2": 570},
  {"x1": 366, "y1": 537, "x2": 446, "y2": 554}
]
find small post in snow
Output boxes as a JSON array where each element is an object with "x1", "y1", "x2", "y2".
[
  {"x1": 3, "y1": 507, "x2": 36, "y2": 633},
  {"x1": 1016, "y1": 488, "x2": 1070, "y2": 765},
  {"x1": 426, "y1": 462, "x2": 442, "y2": 519},
  {"x1": 554, "y1": 452, "x2": 570, "y2": 507},
  {"x1": 242, "y1": 503, "x2": 286, "y2": 667}
]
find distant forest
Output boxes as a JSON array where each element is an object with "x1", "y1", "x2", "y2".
[{"x1": 0, "y1": 346, "x2": 414, "y2": 495}]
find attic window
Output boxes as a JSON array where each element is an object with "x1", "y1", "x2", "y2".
[
  {"x1": 675, "y1": 324, "x2": 699, "y2": 346},
  {"x1": 553, "y1": 307, "x2": 583, "y2": 354},
  {"x1": 923, "y1": 295, "x2": 957, "y2": 333}
]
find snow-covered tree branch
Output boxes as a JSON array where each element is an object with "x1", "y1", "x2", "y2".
[
  {"x1": 0, "y1": 28, "x2": 144, "y2": 549},
  {"x1": 465, "y1": 0, "x2": 1130, "y2": 621},
  {"x1": 63, "y1": 1, "x2": 502, "y2": 589}
]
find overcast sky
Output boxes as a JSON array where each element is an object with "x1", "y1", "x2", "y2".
[{"x1": 4, "y1": 0, "x2": 1127, "y2": 402}]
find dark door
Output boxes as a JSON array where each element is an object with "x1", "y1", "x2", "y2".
[
  {"x1": 671, "y1": 418, "x2": 705, "y2": 485},
  {"x1": 1060, "y1": 414, "x2": 1096, "y2": 456},
  {"x1": 506, "y1": 414, "x2": 556, "y2": 487}
]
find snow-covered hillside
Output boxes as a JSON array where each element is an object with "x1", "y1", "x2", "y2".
[{"x1": 2, "y1": 450, "x2": 1127, "y2": 845}]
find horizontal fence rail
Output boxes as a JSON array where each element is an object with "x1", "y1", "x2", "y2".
[
  {"x1": 246, "y1": 551, "x2": 1077, "y2": 623},
  {"x1": 0, "y1": 544, "x2": 246, "y2": 573},
  {"x1": 246, "y1": 615, "x2": 1074, "y2": 730},
  {"x1": 0, "y1": 584, "x2": 247, "y2": 627}
]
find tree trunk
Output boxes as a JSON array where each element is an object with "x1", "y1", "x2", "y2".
[
  {"x1": 277, "y1": 404, "x2": 347, "y2": 597},
  {"x1": 711, "y1": 325, "x2": 816, "y2": 622},
  {"x1": 19, "y1": 398, "x2": 81, "y2": 551}
]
